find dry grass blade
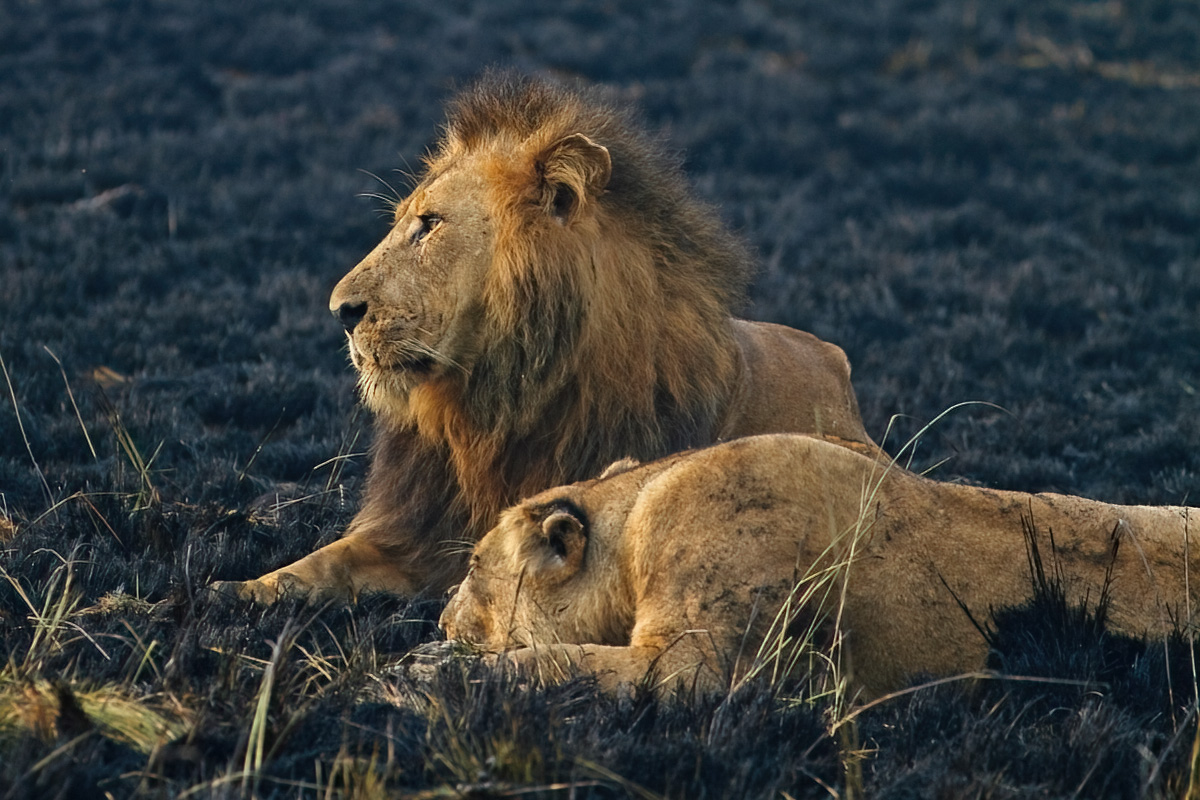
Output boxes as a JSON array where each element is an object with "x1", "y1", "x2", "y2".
[
  {"x1": 1186, "y1": 712, "x2": 1200, "y2": 800},
  {"x1": 92, "y1": 385, "x2": 161, "y2": 512},
  {"x1": 43, "y1": 345, "x2": 97, "y2": 461},
  {"x1": 574, "y1": 759, "x2": 663, "y2": 800},
  {"x1": 242, "y1": 619, "x2": 297, "y2": 791},
  {"x1": 0, "y1": 348, "x2": 53, "y2": 505},
  {"x1": 0, "y1": 505, "x2": 16, "y2": 544},
  {"x1": 0, "y1": 548, "x2": 91, "y2": 670}
]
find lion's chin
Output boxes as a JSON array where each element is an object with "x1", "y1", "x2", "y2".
[{"x1": 357, "y1": 368, "x2": 419, "y2": 422}]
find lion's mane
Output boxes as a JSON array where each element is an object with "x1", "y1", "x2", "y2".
[{"x1": 403, "y1": 73, "x2": 753, "y2": 528}]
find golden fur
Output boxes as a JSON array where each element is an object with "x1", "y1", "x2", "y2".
[
  {"x1": 441, "y1": 434, "x2": 1197, "y2": 697},
  {"x1": 214, "y1": 74, "x2": 874, "y2": 603}
]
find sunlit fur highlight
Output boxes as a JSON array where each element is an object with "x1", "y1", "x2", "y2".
[{"x1": 443, "y1": 434, "x2": 1200, "y2": 698}]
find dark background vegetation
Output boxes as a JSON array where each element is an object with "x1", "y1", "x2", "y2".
[{"x1": 2, "y1": 0, "x2": 1199, "y2": 796}]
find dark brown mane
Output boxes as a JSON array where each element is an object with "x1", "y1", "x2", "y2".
[
  {"x1": 398, "y1": 73, "x2": 756, "y2": 528},
  {"x1": 439, "y1": 71, "x2": 751, "y2": 319}
]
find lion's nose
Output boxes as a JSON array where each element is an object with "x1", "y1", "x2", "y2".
[{"x1": 332, "y1": 301, "x2": 368, "y2": 333}]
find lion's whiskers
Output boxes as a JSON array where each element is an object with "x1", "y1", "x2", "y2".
[
  {"x1": 357, "y1": 169, "x2": 404, "y2": 217},
  {"x1": 359, "y1": 193, "x2": 400, "y2": 219},
  {"x1": 439, "y1": 538, "x2": 477, "y2": 558},
  {"x1": 392, "y1": 159, "x2": 420, "y2": 192},
  {"x1": 411, "y1": 330, "x2": 468, "y2": 375}
]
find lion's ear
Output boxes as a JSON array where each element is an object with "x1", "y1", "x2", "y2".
[
  {"x1": 537, "y1": 133, "x2": 611, "y2": 225},
  {"x1": 537, "y1": 506, "x2": 587, "y2": 575}
]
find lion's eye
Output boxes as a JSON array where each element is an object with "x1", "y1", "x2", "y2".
[{"x1": 407, "y1": 213, "x2": 442, "y2": 245}]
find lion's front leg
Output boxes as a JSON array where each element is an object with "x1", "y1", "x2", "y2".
[
  {"x1": 209, "y1": 427, "x2": 473, "y2": 605},
  {"x1": 209, "y1": 535, "x2": 419, "y2": 604}
]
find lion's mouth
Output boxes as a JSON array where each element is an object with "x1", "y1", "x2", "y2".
[{"x1": 348, "y1": 336, "x2": 438, "y2": 376}]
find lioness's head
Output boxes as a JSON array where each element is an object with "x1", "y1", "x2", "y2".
[{"x1": 440, "y1": 490, "x2": 633, "y2": 652}]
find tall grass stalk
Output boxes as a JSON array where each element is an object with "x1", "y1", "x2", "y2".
[
  {"x1": 0, "y1": 549, "x2": 189, "y2": 766},
  {"x1": 95, "y1": 386, "x2": 161, "y2": 512},
  {"x1": 732, "y1": 403, "x2": 1009, "y2": 791},
  {"x1": 0, "y1": 348, "x2": 52, "y2": 504},
  {"x1": 0, "y1": 548, "x2": 89, "y2": 670},
  {"x1": 43, "y1": 345, "x2": 97, "y2": 461},
  {"x1": 242, "y1": 619, "x2": 297, "y2": 793},
  {"x1": 1186, "y1": 712, "x2": 1200, "y2": 799},
  {"x1": 744, "y1": 404, "x2": 999, "y2": 702}
]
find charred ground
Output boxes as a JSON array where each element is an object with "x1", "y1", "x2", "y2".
[{"x1": 2, "y1": 0, "x2": 1199, "y2": 797}]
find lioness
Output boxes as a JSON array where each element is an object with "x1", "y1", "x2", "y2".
[
  {"x1": 217, "y1": 73, "x2": 876, "y2": 602},
  {"x1": 440, "y1": 434, "x2": 1197, "y2": 697}
]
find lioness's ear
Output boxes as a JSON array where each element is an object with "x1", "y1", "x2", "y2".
[
  {"x1": 537, "y1": 506, "x2": 587, "y2": 574},
  {"x1": 536, "y1": 133, "x2": 611, "y2": 225}
]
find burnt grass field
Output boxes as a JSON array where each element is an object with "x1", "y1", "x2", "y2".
[{"x1": 2, "y1": 0, "x2": 1200, "y2": 797}]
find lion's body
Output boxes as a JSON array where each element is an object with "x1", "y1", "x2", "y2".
[
  {"x1": 220, "y1": 74, "x2": 874, "y2": 602},
  {"x1": 440, "y1": 434, "x2": 1197, "y2": 697}
]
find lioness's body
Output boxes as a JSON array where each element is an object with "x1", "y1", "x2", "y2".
[
  {"x1": 219, "y1": 74, "x2": 875, "y2": 602},
  {"x1": 441, "y1": 434, "x2": 1196, "y2": 697}
]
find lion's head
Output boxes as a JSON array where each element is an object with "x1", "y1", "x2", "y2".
[
  {"x1": 330, "y1": 72, "x2": 752, "y2": 522},
  {"x1": 329, "y1": 149, "x2": 496, "y2": 415},
  {"x1": 329, "y1": 123, "x2": 616, "y2": 424}
]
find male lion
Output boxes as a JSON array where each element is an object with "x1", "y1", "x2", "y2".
[
  {"x1": 218, "y1": 74, "x2": 875, "y2": 602},
  {"x1": 440, "y1": 434, "x2": 1197, "y2": 697}
]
